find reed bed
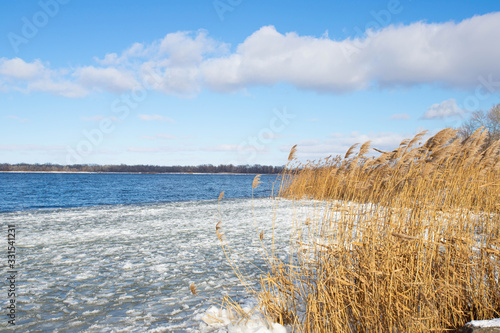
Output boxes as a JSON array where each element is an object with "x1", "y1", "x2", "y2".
[{"x1": 215, "y1": 127, "x2": 500, "y2": 332}]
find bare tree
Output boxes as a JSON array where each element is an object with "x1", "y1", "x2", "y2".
[{"x1": 458, "y1": 104, "x2": 500, "y2": 148}]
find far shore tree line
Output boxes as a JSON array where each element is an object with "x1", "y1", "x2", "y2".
[{"x1": 0, "y1": 163, "x2": 284, "y2": 174}]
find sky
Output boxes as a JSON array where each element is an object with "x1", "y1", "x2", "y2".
[{"x1": 1, "y1": 0, "x2": 500, "y2": 166}]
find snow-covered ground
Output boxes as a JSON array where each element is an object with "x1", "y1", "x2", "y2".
[
  {"x1": 196, "y1": 300, "x2": 287, "y2": 333},
  {"x1": 466, "y1": 318, "x2": 500, "y2": 328}
]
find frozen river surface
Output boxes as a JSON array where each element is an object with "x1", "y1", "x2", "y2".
[{"x1": 1, "y1": 197, "x2": 295, "y2": 332}]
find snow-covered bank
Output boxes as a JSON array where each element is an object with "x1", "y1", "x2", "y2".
[
  {"x1": 197, "y1": 301, "x2": 287, "y2": 333},
  {"x1": 459, "y1": 318, "x2": 500, "y2": 332},
  {"x1": 467, "y1": 319, "x2": 500, "y2": 328}
]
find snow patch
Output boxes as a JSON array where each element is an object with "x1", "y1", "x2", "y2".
[
  {"x1": 199, "y1": 305, "x2": 287, "y2": 333},
  {"x1": 467, "y1": 318, "x2": 500, "y2": 328}
]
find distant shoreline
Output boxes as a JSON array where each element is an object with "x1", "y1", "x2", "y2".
[
  {"x1": 0, "y1": 163, "x2": 283, "y2": 174},
  {"x1": 0, "y1": 171, "x2": 277, "y2": 175}
]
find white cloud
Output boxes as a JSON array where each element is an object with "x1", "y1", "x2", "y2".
[
  {"x1": 136, "y1": 30, "x2": 229, "y2": 96},
  {"x1": 77, "y1": 66, "x2": 139, "y2": 93},
  {"x1": 201, "y1": 26, "x2": 369, "y2": 93},
  {"x1": 95, "y1": 53, "x2": 119, "y2": 66},
  {"x1": 28, "y1": 79, "x2": 88, "y2": 98},
  {"x1": 364, "y1": 14, "x2": 500, "y2": 89},
  {"x1": 144, "y1": 64, "x2": 202, "y2": 96},
  {"x1": 95, "y1": 43, "x2": 148, "y2": 66},
  {"x1": 390, "y1": 113, "x2": 411, "y2": 120},
  {"x1": 0, "y1": 58, "x2": 45, "y2": 80},
  {"x1": 1, "y1": 12, "x2": 500, "y2": 97},
  {"x1": 421, "y1": 98, "x2": 466, "y2": 119},
  {"x1": 158, "y1": 30, "x2": 228, "y2": 66},
  {"x1": 0, "y1": 58, "x2": 89, "y2": 98},
  {"x1": 138, "y1": 114, "x2": 175, "y2": 122},
  {"x1": 201, "y1": 13, "x2": 500, "y2": 93}
]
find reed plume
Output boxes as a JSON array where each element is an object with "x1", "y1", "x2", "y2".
[
  {"x1": 288, "y1": 145, "x2": 298, "y2": 162},
  {"x1": 190, "y1": 283, "x2": 197, "y2": 296}
]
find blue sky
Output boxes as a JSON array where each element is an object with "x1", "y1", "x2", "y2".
[{"x1": 1, "y1": 0, "x2": 500, "y2": 166}]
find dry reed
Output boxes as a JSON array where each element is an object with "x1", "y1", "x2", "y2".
[{"x1": 215, "y1": 127, "x2": 500, "y2": 332}]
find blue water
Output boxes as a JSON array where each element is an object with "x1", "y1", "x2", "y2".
[{"x1": 0, "y1": 173, "x2": 279, "y2": 213}]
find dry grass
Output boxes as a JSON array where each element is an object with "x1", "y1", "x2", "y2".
[{"x1": 214, "y1": 127, "x2": 500, "y2": 332}]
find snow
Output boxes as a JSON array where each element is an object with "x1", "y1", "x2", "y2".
[
  {"x1": 199, "y1": 305, "x2": 287, "y2": 333},
  {"x1": 467, "y1": 318, "x2": 500, "y2": 328}
]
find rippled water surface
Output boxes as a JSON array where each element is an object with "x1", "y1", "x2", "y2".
[
  {"x1": 0, "y1": 173, "x2": 297, "y2": 332},
  {"x1": 0, "y1": 173, "x2": 277, "y2": 213}
]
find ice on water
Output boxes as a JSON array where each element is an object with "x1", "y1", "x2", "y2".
[{"x1": 1, "y1": 197, "x2": 299, "y2": 332}]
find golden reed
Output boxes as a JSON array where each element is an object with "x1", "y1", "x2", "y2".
[{"x1": 216, "y1": 128, "x2": 500, "y2": 332}]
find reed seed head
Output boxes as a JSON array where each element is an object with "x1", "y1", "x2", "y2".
[
  {"x1": 252, "y1": 174, "x2": 262, "y2": 189},
  {"x1": 288, "y1": 145, "x2": 298, "y2": 162},
  {"x1": 344, "y1": 143, "x2": 359, "y2": 159},
  {"x1": 190, "y1": 283, "x2": 197, "y2": 296}
]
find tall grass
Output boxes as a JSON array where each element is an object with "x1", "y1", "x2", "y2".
[{"x1": 216, "y1": 127, "x2": 500, "y2": 332}]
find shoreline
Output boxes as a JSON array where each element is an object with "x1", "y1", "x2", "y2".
[{"x1": 0, "y1": 171, "x2": 278, "y2": 175}]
